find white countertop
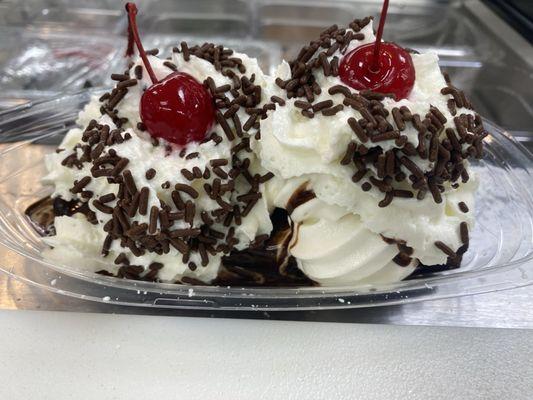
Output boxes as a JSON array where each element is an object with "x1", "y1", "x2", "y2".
[{"x1": 0, "y1": 309, "x2": 532, "y2": 399}]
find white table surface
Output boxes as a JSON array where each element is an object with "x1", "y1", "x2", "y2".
[{"x1": 0, "y1": 309, "x2": 532, "y2": 400}]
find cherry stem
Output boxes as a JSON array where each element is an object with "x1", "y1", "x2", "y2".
[
  {"x1": 371, "y1": 0, "x2": 390, "y2": 72},
  {"x1": 125, "y1": 2, "x2": 158, "y2": 84}
]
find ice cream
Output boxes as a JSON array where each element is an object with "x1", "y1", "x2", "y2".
[
  {"x1": 257, "y1": 17, "x2": 484, "y2": 286},
  {"x1": 35, "y1": 10, "x2": 486, "y2": 288},
  {"x1": 42, "y1": 42, "x2": 275, "y2": 284}
]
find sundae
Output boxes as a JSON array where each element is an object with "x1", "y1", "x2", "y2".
[{"x1": 28, "y1": 2, "x2": 486, "y2": 287}]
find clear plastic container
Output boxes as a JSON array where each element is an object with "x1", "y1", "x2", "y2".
[{"x1": 0, "y1": 91, "x2": 532, "y2": 310}]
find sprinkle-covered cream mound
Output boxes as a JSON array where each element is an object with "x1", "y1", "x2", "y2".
[
  {"x1": 257, "y1": 18, "x2": 485, "y2": 286},
  {"x1": 43, "y1": 43, "x2": 275, "y2": 283}
]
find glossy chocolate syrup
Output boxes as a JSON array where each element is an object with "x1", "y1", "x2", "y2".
[
  {"x1": 286, "y1": 182, "x2": 316, "y2": 215},
  {"x1": 25, "y1": 196, "x2": 95, "y2": 236}
]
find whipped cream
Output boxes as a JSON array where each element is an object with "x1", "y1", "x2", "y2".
[
  {"x1": 258, "y1": 21, "x2": 478, "y2": 286},
  {"x1": 43, "y1": 47, "x2": 273, "y2": 283}
]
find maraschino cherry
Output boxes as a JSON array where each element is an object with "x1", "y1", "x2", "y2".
[
  {"x1": 125, "y1": 3, "x2": 214, "y2": 146},
  {"x1": 339, "y1": 0, "x2": 415, "y2": 100}
]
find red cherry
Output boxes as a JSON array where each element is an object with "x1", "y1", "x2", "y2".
[
  {"x1": 338, "y1": 0, "x2": 415, "y2": 100},
  {"x1": 339, "y1": 42, "x2": 415, "y2": 100},
  {"x1": 140, "y1": 72, "x2": 215, "y2": 146},
  {"x1": 125, "y1": 3, "x2": 214, "y2": 146}
]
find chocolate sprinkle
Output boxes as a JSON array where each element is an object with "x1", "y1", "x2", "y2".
[
  {"x1": 92, "y1": 199, "x2": 113, "y2": 214},
  {"x1": 460, "y1": 222, "x2": 469, "y2": 247},
  {"x1": 138, "y1": 187, "x2": 149, "y2": 216},
  {"x1": 435, "y1": 241, "x2": 457, "y2": 258},
  {"x1": 215, "y1": 111, "x2": 235, "y2": 140},
  {"x1": 70, "y1": 176, "x2": 91, "y2": 194},
  {"x1": 99, "y1": 193, "x2": 116, "y2": 204},
  {"x1": 321, "y1": 104, "x2": 344, "y2": 116},
  {"x1": 148, "y1": 206, "x2": 159, "y2": 234},
  {"x1": 174, "y1": 183, "x2": 199, "y2": 199},
  {"x1": 181, "y1": 169, "x2": 195, "y2": 181},
  {"x1": 122, "y1": 170, "x2": 138, "y2": 196},
  {"x1": 145, "y1": 168, "x2": 156, "y2": 180},
  {"x1": 378, "y1": 192, "x2": 393, "y2": 207},
  {"x1": 271, "y1": 95, "x2": 286, "y2": 106}
]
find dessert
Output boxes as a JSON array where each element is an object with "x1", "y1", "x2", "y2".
[
  {"x1": 28, "y1": 2, "x2": 486, "y2": 287},
  {"x1": 257, "y1": 3, "x2": 485, "y2": 285}
]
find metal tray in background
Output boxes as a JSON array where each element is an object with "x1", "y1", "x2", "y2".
[{"x1": 0, "y1": 0, "x2": 531, "y2": 138}]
